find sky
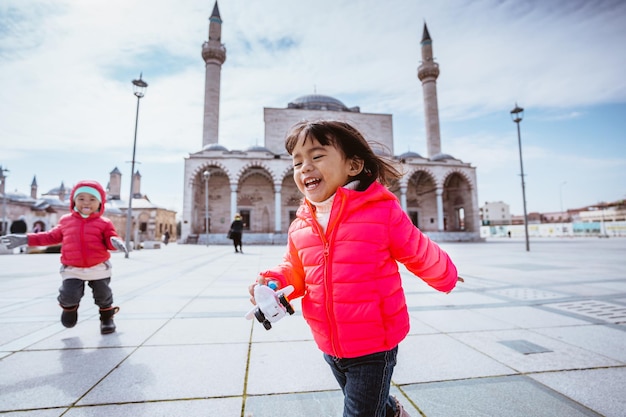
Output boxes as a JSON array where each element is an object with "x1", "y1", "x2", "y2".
[{"x1": 1, "y1": 0, "x2": 625, "y2": 218}]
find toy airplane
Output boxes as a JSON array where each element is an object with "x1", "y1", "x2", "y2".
[{"x1": 245, "y1": 284, "x2": 295, "y2": 330}]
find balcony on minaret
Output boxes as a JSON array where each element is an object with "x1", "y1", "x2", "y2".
[
  {"x1": 418, "y1": 61, "x2": 439, "y2": 81},
  {"x1": 202, "y1": 41, "x2": 226, "y2": 64}
]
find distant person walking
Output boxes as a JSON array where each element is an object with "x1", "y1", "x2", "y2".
[
  {"x1": 229, "y1": 214, "x2": 244, "y2": 253},
  {"x1": 1, "y1": 180, "x2": 127, "y2": 334}
]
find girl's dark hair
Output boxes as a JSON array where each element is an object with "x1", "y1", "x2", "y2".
[{"x1": 285, "y1": 120, "x2": 402, "y2": 191}]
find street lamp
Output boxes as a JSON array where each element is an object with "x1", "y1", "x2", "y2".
[
  {"x1": 510, "y1": 104, "x2": 530, "y2": 252},
  {"x1": 124, "y1": 73, "x2": 148, "y2": 258},
  {"x1": 203, "y1": 170, "x2": 210, "y2": 246},
  {"x1": 0, "y1": 166, "x2": 8, "y2": 236},
  {"x1": 559, "y1": 181, "x2": 567, "y2": 214}
]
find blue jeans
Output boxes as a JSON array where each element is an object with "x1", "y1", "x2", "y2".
[
  {"x1": 324, "y1": 346, "x2": 398, "y2": 417},
  {"x1": 57, "y1": 278, "x2": 113, "y2": 309}
]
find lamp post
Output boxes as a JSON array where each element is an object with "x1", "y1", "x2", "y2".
[
  {"x1": 203, "y1": 170, "x2": 210, "y2": 246},
  {"x1": 0, "y1": 166, "x2": 8, "y2": 236},
  {"x1": 510, "y1": 104, "x2": 530, "y2": 252},
  {"x1": 124, "y1": 74, "x2": 148, "y2": 258}
]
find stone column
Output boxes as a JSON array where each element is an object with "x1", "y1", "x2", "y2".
[
  {"x1": 274, "y1": 184, "x2": 282, "y2": 233},
  {"x1": 436, "y1": 187, "x2": 444, "y2": 231},
  {"x1": 400, "y1": 184, "x2": 408, "y2": 212},
  {"x1": 230, "y1": 183, "x2": 238, "y2": 220}
]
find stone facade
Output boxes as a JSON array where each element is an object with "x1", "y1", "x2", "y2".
[{"x1": 181, "y1": 4, "x2": 480, "y2": 244}]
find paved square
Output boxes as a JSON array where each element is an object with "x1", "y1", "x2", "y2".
[{"x1": 1, "y1": 238, "x2": 624, "y2": 416}]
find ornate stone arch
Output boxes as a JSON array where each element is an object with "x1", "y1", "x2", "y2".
[
  {"x1": 401, "y1": 167, "x2": 440, "y2": 232},
  {"x1": 400, "y1": 166, "x2": 438, "y2": 188},
  {"x1": 280, "y1": 165, "x2": 295, "y2": 183},
  {"x1": 189, "y1": 161, "x2": 232, "y2": 186},
  {"x1": 236, "y1": 161, "x2": 277, "y2": 185},
  {"x1": 441, "y1": 168, "x2": 475, "y2": 232},
  {"x1": 189, "y1": 161, "x2": 232, "y2": 235},
  {"x1": 442, "y1": 168, "x2": 474, "y2": 189},
  {"x1": 236, "y1": 163, "x2": 275, "y2": 233}
]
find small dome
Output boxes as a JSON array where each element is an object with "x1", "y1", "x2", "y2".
[
  {"x1": 431, "y1": 153, "x2": 456, "y2": 161},
  {"x1": 288, "y1": 94, "x2": 349, "y2": 111},
  {"x1": 245, "y1": 145, "x2": 273, "y2": 153},
  {"x1": 203, "y1": 143, "x2": 229, "y2": 152},
  {"x1": 398, "y1": 151, "x2": 423, "y2": 159}
]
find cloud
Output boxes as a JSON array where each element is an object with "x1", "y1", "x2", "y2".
[{"x1": 1, "y1": 0, "x2": 625, "y2": 216}]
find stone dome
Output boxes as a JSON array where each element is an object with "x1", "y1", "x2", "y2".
[
  {"x1": 398, "y1": 151, "x2": 424, "y2": 160},
  {"x1": 288, "y1": 94, "x2": 349, "y2": 111},
  {"x1": 430, "y1": 153, "x2": 457, "y2": 161},
  {"x1": 245, "y1": 145, "x2": 273, "y2": 153},
  {"x1": 203, "y1": 143, "x2": 229, "y2": 152}
]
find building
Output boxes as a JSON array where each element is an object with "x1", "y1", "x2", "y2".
[
  {"x1": 0, "y1": 166, "x2": 176, "y2": 246},
  {"x1": 480, "y1": 201, "x2": 511, "y2": 226},
  {"x1": 181, "y1": 3, "x2": 481, "y2": 244}
]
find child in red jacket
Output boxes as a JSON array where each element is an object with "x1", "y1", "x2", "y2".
[
  {"x1": 249, "y1": 121, "x2": 463, "y2": 417},
  {"x1": 1, "y1": 180, "x2": 127, "y2": 334}
]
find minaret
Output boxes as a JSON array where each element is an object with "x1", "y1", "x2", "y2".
[
  {"x1": 108, "y1": 167, "x2": 122, "y2": 199},
  {"x1": 417, "y1": 23, "x2": 442, "y2": 157},
  {"x1": 132, "y1": 171, "x2": 142, "y2": 198},
  {"x1": 201, "y1": 1, "x2": 227, "y2": 148},
  {"x1": 31, "y1": 176, "x2": 37, "y2": 199}
]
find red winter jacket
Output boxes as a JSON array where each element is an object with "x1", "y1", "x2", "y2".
[
  {"x1": 27, "y1": 180, "x2": 120, "y2": 268},
  {"x1": 260, "y1": 181, "x2": 458, "y2": 359}
]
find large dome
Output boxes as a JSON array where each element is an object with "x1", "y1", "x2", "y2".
[{"x1": 288, "y1": 94, "x2": 349, "y2": 111}]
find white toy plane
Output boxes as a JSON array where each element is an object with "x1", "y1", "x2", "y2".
[{"x1": 245, "y1": 284, "x2": 295, "y2": 330}]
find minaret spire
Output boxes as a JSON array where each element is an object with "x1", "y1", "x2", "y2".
[
  {"x1": 31, "y1": 175, "x2": 38, "y2": 199},
  {"x1": 201, "y1": 1, "x2": 227, "y2": 148},
  {"x1": 417, "y1": 22, "x2": 442, "y2": 158}
]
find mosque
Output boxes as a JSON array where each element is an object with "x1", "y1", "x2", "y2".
[{"x1": 181, "y1": 2, "x2": 480, "y2": 244}]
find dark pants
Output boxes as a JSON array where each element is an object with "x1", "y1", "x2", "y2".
[
  {"x1": 57, "y1": 278, "x2": 113, "y2": 309},
  {"x1": 324, "y1": 346, "x2": 398, "y2": 417},
  {"x1": 232, "y1": 232, "x2": 242, "y2": 251}
]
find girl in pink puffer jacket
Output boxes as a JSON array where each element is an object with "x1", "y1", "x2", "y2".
[{"x1": 249, "y1": 120, "x2": 462, "y2": 417}]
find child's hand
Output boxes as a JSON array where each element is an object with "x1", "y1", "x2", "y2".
[
  {"x1": 110, "y1": 237, "x2": 128, "y2": 254},
  {"x1": 446, "y1": 276, "x2": 465, "y2": 294},
  {"x1": 248, "y1": 277, "x2": 268, "y2": 305},
  {"x1": 1, "y1": 234, "x2": 27, "y2": 249}
]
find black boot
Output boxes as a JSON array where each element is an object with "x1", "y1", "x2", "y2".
[
  {"x1": 99, "y1": 306, "x2": 120, "y2": 334},
  {"x1": 60, "y1": 305, "x2": 79, "y2": 328}
]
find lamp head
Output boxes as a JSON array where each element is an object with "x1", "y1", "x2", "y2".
[
  {"x1": 132, "y1": 73, "x2": 148, "y2": 98},
  {"x1": 510, "y1": 103, "x2": 524, "y2": 123}
]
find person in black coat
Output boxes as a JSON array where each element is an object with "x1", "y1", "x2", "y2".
[{"x1": 229, "y1": 214, "x2": 244, "y2": 253}]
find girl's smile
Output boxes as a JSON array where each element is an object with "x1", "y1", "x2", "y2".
[{"x1": 291, "y1": 137, "x2": 363, "y2": 203}]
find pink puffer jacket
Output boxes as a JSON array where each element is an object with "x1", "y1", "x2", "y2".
[
  {"x1": 27, "y1": 180, "x2": 119, "y2": 268},
  {"x1": 260, "y1": 181, "x2": 458, "y2": 358}
]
